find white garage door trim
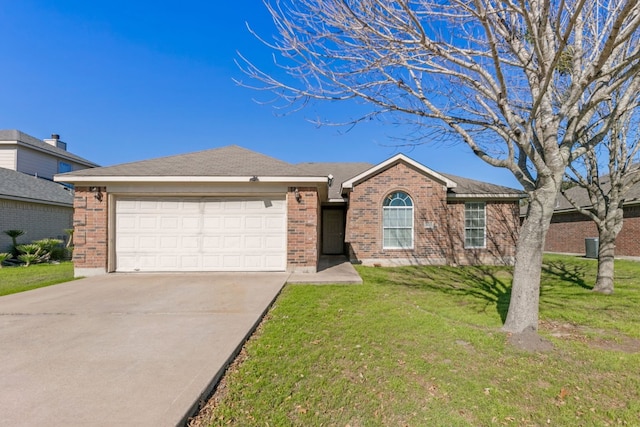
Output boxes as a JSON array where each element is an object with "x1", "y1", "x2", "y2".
[{"x1": 115, "y1": 196, "x2": 287, "y2": 272}]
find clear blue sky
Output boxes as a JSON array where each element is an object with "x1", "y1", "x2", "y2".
[{"x1": 0, "y1": 0, "x2": 520, "y2": 188}]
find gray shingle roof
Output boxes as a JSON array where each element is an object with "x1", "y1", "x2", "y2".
[
  {"x1": 57, "y1": 144, "x2": 524, "y2": 199},
  {"x1": 442, "y1": 173, "x2": 523, "y2": 197},
  {"x1": 0, "y1": 167, "x2": 74, "y2": 206},
  {"x1": 0, "y1": 130, "x2": 98, "y2": 167},
  {"x1": 59, "y1": 145, "x2": 321, "y2": 178},
  {"x1": 556, "y1": 170, "x2": 640, "y2": 212},
  {"x1": 297, "y1": 162, "x2": 373, "y2": 199}
]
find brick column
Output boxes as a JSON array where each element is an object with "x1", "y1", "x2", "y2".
[
  {"x1": 72, "y1": 187, "x2": 108, "y2": 277},
  {"x1": 287, "y1": 186, "x2": 319, "y2": 272}
]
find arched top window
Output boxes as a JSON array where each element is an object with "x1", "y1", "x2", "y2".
[
  {"x1": 383, "y1": 191, "x2": 413, "y2": 207},
  {"x1": 383, "y1": 191, "x2": 414, "y2": 249}
]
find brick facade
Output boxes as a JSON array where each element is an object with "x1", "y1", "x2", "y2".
[
  {"x1": 0, "y1": 199, "x2": 72, "y2": 250},
  {"x1": 287, "y1": 187, "x2": 320, "y2": 272},
  {"x1": 546, "y1": 205, "x2": 640, "y2": 256},
  {"x1": 345, "y1": 163, "x2": 519, "y2": 266},
  {"x1": 70, "y1": 166, "x2": 519, "y2": 274},
  {"x1": 72, "y1": 187, "x2": 108, "y2": 273}
]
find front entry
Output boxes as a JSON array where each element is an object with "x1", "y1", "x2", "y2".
[{"x1": 322, "y1": 208, "x2": 345, "y2": 255}]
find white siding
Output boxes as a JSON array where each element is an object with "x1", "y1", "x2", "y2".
[
  {"x1": 0, "y1": 147, "x2": 17, "y2": 170},
  {"x1": 16, "y1": 148, "x2": 58, "y2": 179}
]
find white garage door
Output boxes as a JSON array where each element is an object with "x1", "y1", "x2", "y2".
[{"x1": 115, "y1": 197, "x2": 287, "y2": 272}]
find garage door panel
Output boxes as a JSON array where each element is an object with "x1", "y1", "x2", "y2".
[{"x1": 116, "y1": 197, "x2": 286, "y2": 272}]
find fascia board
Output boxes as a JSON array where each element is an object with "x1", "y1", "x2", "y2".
[
  {"x1": 447, "y1": 193, "x2": 525, "y2": 200},
  {"x1": 341, "y1": 154, "x2": 457, "y2": 190},
  {"x1": 0, "y1": 194, "x2": 73, "y2": 207},
  {"x1": 53, "y1": 175, "x2": 329, "y2": 184}
]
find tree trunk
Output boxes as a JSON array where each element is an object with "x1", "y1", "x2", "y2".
[
  {"x1": 593, "y1": 232, "x2": 616, "y2": 294},
  {"x1": 502, "y1": 183, "x2": 559, "y2": 333},
  {"x1": 593, "y1": 223, "x2": 619, "y2": 294}
]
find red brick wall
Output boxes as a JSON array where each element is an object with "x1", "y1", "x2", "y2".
[
  {"x1": 72, "y1": 187, "x2": 108, "y2": 270},
  {"x1": 287, "y1": 187, "x2": 320, "y2": 271},
  {"x1": 345, "y1": 162, "x2": 519, "y2": 265},
  {"x1": 546, "y1": 205, "x2": 640, "y2": 256}
]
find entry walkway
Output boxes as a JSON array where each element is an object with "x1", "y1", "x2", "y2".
[{"x1": 287, "y1": 256, "x2": 363, "y2": 284}]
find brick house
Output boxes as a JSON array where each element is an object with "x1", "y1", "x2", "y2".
[
  {"x1": 545, "y1": 183, "x2": 640, "y2": 257},
  {"x1": 0, "y1": 130, "x2": 98, "y2": 250},
  {"x1": 55, "y1": 145, "x2": 523, "y2": 277}
]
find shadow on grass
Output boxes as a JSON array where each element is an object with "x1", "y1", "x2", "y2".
[
  {"x1": 387, "y1": 265, "x2": 513, "y2": 323},
  {"x1": 541, "y1": 259, "x2": 592, "y2": 291}
]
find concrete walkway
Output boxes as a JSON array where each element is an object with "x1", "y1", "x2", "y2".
[
  {"x1": 0, "y1": 273, "x2": 287, "y2": 427},
  {"x1": 287, "y1": 256, "x2": 363, "y2": 285}
]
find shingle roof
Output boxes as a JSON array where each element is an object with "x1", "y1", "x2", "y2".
[
  {"x1": 555, "y1": 169, "x2": 640, "y2": 212},
  {"x1": 297, "y1": 162, "x2": 373, "y2": 199},
  {"x1": 59, "y1": 145, "x2": 320, "y2": 178},
  {"x1": 57, "y1": 144, "x2": 524, "y2": 199},
  {"x1": 0, "y1": 130, "x2": 98, "y2": 167},
  {"x1": 0, "y1": 167, "x2": 74, "y2": 206},
  {"x1": 442, "y1": 173, "x2": 523, "y2": 197}
]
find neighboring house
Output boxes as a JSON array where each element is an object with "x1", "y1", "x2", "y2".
[
  {"x1": 55, "y1": 145, "x2": 523, "y2": 277},
  {"x1": 0, "y1": 130, "x2": 99, "y2": 250},
  {"x1": 545, "y1": 182, "x2": 640, "y2": 257}
]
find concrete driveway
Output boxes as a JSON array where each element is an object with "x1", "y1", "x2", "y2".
[{"x1": 0, "y1": 272, "x2": 288, "y2": 427}]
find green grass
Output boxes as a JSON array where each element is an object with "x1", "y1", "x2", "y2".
[
  {"x1": 0, "y1": 262, "x2": 75, "y2": 296},
  {"x1": 195, "y1": 254, "x2": 640, "y2": 426}
]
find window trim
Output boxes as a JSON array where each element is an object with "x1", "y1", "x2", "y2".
[
  {"x1": 464, "y1": 201, "x2": 486, "y2": 249},
  {"x1": 382, "y1": 191, "x2": 414, "y2": 250}
]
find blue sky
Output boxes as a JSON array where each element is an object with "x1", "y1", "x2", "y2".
[{"x1": 0, "y1": 0, "x2": 520, "y2": 188}]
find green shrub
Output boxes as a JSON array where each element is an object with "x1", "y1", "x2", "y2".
[
  {"x1": 0, "y1": 252, "x2": 12, "y2": 268},
  {"x1": 34, "y1": 239, "x2": 65, "y2": 261},
  {"x1": 3, "y1": 229, "x2": 25, "y2": 256}
]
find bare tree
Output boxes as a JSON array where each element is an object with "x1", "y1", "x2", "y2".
[
  {"x1": 562, "y1": 105, "x2": 640, "y2": 294},
  {"x1": 239, "y1": 0, "x2": 640, "y2": 333}
]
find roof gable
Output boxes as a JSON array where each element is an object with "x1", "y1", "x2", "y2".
[
  {"x1": 0, "y1": 130, "x2": 98, "y2": 167},
  {"x1": 341, "y1": 154, "x2": 457, "y2": 192}
]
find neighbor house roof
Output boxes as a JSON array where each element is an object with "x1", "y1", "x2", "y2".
[
  {"x1": 554, "y1": 173, "x2": 640, "y2": 213},
  {"x1": 0, "y1": 130, "x2": 99, "y2": 168},
  {"x1": 56, "y1": 145, "x2": 328, "y2": 183},
  {"x1": 0, "y1": 167, "x2": 74, "y2": 207}
]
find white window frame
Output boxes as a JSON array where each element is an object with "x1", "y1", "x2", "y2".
[
  {"x1": 464, "y1": 202, "x2": 486, "y2": 248},
  {"x1": 382, "y1": 191, "x2": 414, "y2": 249}
]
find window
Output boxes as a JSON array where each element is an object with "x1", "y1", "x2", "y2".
[
  {"x1": 58, "y1": 161, "x2": 72, "y2": 174},
  {"x1": 465, "y1": 202, "x2": 486, "y2": 248},
  {"x1": 383, "y1": 191, "x2": 414, "y2": 249}
]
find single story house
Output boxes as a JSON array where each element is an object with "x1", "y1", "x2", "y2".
[
  {"x1": 545, "y1": 182, "x2": 640, "y2": 257},
  {"x1": 55, "y1": 145, "x2": 523, "y2": 277},
  {"x1": 0, "y1": 130, "x2": 98, "y2": 250},
  {"x1": 0, "y1": 168, "x2": 75, "y2": 251}
]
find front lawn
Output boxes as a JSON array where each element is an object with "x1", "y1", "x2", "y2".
[
  {"x1": 191, "y1": 254, "x2": 640, "y2": 426},
  {"x1": 0, "y1": 262, "x2": 75, "y2": 296}
]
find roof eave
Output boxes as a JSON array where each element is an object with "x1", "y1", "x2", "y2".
[
  {"x1": 447, "y1": 193, "x2": 524, "y2": 200},
  {"x1": 341, "y1": 154, "x2": 457, "y2": 191},
  {"x1": 53, "y1": 175, "x2": 330, "y2": 184},
  {"x1": 0, "y1": 193, "x2": 73, "y2": 207}
]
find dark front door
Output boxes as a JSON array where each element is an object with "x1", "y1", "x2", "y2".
[{"x1": 322, "y1": 209, "x2": 345, "y2": 255}]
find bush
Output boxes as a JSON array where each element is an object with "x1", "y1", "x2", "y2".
[
  {"x1": 16, "y1": 239, "x2": 64, "y2": 267},
  {"x1": 34, "y1": 239, "x2": 65, "y2": 261},
  {"x1": 0, "y1": 252, "x2": 11, "y2": 268}
]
